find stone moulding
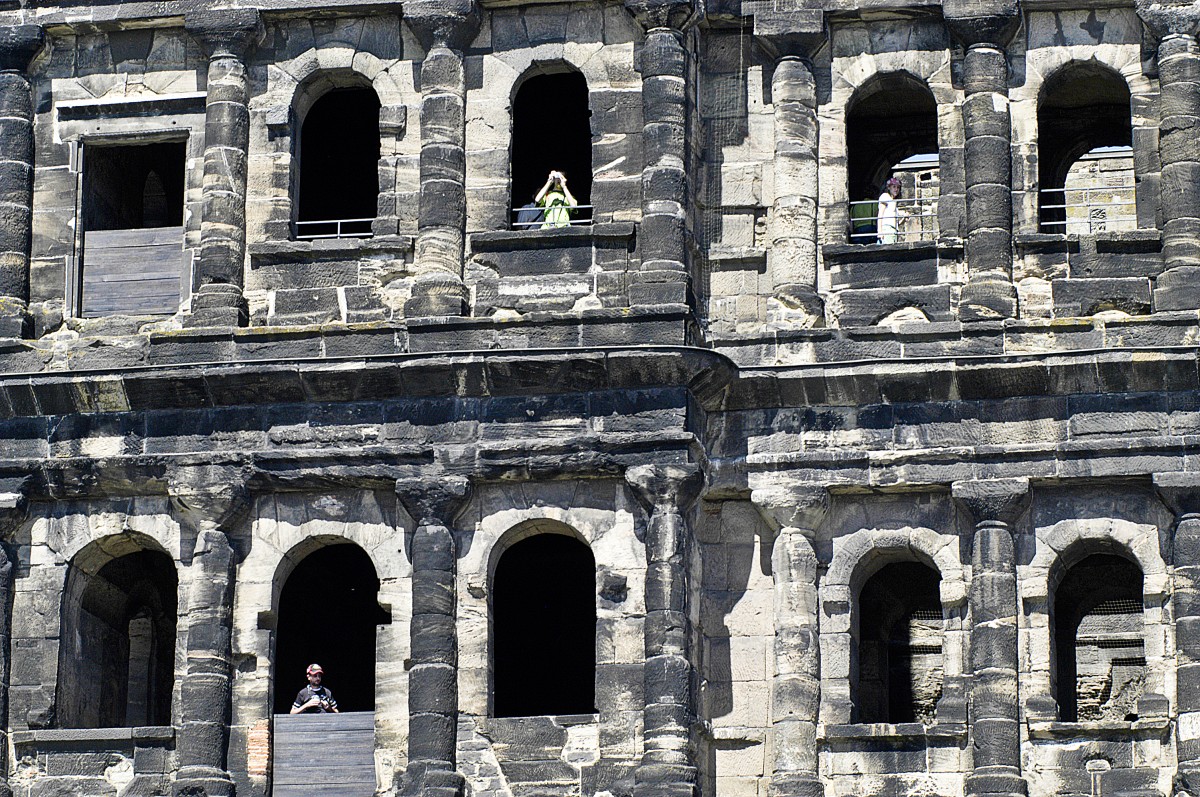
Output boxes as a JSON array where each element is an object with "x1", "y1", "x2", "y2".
[{"x1": 821, "y1": 722, "x2": 968, "y2": 743}]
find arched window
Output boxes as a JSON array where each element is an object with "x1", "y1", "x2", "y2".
[
  {"x1": 1051, "y1": 551, "x2": 1145, "y2": 721},
  {"x1": 853, "y1": 561, "x2": 943, "y2": 724},
  {"x1": 1037, "y1": 63, "x2": 1134, "y2": 234},
  {"x1": 296, "y1": 85, "x2": 381, "y2": 239},
  {"x1": 510, "y1": 69, "x2": 593, "y2": 228},
  {"x1": 58, "y1": 546, "x2": 177, "y2": 728},
  {"x1": 273, "y1": 543, "x2": 389, "y2": 713},
  {"x1": 846, "y1": 73, "x2": 939, "y2": 244},
  {"x1": 492, "y1": 533, "x2": 596, "y2": 717}
]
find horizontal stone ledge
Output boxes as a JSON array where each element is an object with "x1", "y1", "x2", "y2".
[
  {"x1": 248, "y1": 235, "x2": 415, "y2": 266},
  {"x1": 12, "y1": 725, "x2": 175, "y2": 748},
  {"x1": 822, "y1": 721, "x2": 967, "y2": 743},
  {"x1": 56, "y1": 92, "x2": 207, "y2": 121},
  {"x1": 35, "y1": 0, "x2": 404, "y2": 32},
  {"x1": 469, "y1": 223, "x2": 636, "y2": 251},
  {"x1": 1026, "y1": 717, "x2": 1169, "y2": 739}
]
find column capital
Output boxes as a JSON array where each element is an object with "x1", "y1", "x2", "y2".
[
  {"x1": 1154, "y1": 472, "x2": 1200, "y2": 518},
  {"x1": 952, "y1": 477, "x2": 1030, "y2": 526},
  {"x1": 625, "y1": 464, "x2": 702, "y2": 514},
  {"x1": 403, "y1": 0, "x2": 482, "y2": 52},
  {"x1": 185, "y1": 9, "x2": 263, "y2": 61},
  {"x1": 750, "y1": 484, "x2": 828, "y2": 534},
  {"x1": 944, "y1": 12, "x2": 1020, "y2": 49},
  {"x1": 0, "y1": 477, "x2": 31, "y2": 539},
  {"x1": 623, "y1": 0, "x2": 702, "y2": 35},
  {"x1": 0, "y1": 25, "x2": 44, "y2": 73},
  {"x1": 752, "y1": 9, "x2": 825, "y2": 63},
  {"x1": 166, "y1": 464, "x2": 252, "y2": 533},
  {"x1": 396, "y1": 476, "x2": 471, "y2": 527},
  {"x1": 1137, "y1": 1, "x2": 1200, "y2": 40}
]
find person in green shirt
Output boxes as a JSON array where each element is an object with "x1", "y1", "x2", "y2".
[{"x1": 534, "y1": 170, "x2": 578, "y2": 229}]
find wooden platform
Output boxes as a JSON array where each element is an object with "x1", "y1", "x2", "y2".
[
  {"x1": 81, "y1": 226, "x2": 185, "y2": 317},
  {"x1": 273, "y1": 711, "x2": 375, "y2": 797}
]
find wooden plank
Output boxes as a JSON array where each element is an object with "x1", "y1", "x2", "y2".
[
  {"x1": 273, "y1": 711, "x2": 375, "y2": 797},
  {"x1": 84, "y1": 226, "x2": 185, "y2": 247}
]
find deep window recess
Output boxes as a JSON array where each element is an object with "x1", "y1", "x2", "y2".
[
  {"x1": 58, "y1": 548, "x2": 177, "y2": 728},
  {"x1": 510, "y1": 70, "x2": 593, "y2": 228},
  {"x1": 492, "y1": 534, "x2": 596, "y2": 717},
  {"x1": 853, "y1": 561, "x2": 944, "y2": 724},
  {"x1": 79, "y1": 142, "x2": 186, "y2": 317},
  {"x1": 1051, "y1": 553, "x2": 1145, "y2": 722},
  {"x1": 846, "y1": 73, "x2": 939, "y2": 244},
  {"x1": 296, "y1": 87, "x2": 381, "y2": 239},
  {"x1": 1037, "y1": 63, "x2": 1134, "y2": 234},
  {"x1": 273, "y1": 543, "x2": 390, "y2": 714}
]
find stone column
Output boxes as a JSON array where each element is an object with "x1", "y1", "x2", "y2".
[
  {"x1": 0, "y1": 489, "x2": 28, "y2": 797},
  {"x1": 1155, "y1": 473, "x2": 1200, "y2": 787},
  {"x1": 403, "y1": 0, "x2": 480, "y2": 318},
  {"x1": 625, "y1": 0, "x2": 698, "y2": 306},
  {"x1": 1138, "y1": 4, "x2": 1200, "y2": 309},
  {"x1": 395, "y1": 477, "x2": 472, "y2": 797},
  {"x1": 625, "y1": 464, "x2": 702, "y2": 797},
  {"x1": 948, "y1": 15, "x2": 1019, "y2": 321},
  {"x1": 750, "y1": 485, "x2": 827, "y2": 797},
  {"x1": 952, "y1": 478, "x2": 1030, "y2": 797},
  {"x1": 0, "y1": 26, "x2": 44, "y2": 339},
  {"x1": 168, "y1": 469, "x2": 250, "y2": 797},
  {"x1": 184, "y1": 10, "x2": 261, "y2": 328}
]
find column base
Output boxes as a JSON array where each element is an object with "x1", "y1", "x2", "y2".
[
  {"x1": 960, "y1": 278, "x2": 1017, "y2": 320},
  {"x1": 404, "y1": 272, "x2": 467, "y2": 318},
  {"x1": 966, "y1": 766, "x2": 1028, "y2": 797},
  {"x1": 768, "y1": 773, "x2": 824, "y2": 797},
  {"x1": 398, "y1": 761, "x2": 465, "y2": 797},
  {"x1": 173, "y1": 766, "x2": 235, "y2": 797},
  {"x1": 0, "y1": 296, "x2": 30, "y2": 338},
  {"x1": 1154, "y1": 266, "x2": 1200, "y2": 312},
  {"x1": 184, "y1": 283, "x2": 247, "y2": 328},
  {"x1": 634, "y1": 762, "x2": 697, "y2": 797},
  {"x1": 630, "y1": 270, "x2": 690, "y2": 306}
]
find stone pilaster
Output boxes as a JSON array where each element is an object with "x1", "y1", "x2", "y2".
[
  {"x1": 0, "y1": 26, "x2": 44, "y2": 339},
  {"x1": 0, "y1": 488, "x2": 29, "y2": 797},
  {"x1": 184, "y1": 10, "x2": 261, "y2": 328},
  {"x1": 625, "y1": 464, "x2": 702, "y2": 797},
  {"x1": 395, "y1": 476, "x2": 472, "y2": 797},
  {"x1": 1138, "y1": 4, "x2": 1200, "y2": 309},
  {"x1": 1155, "y1": 473, "x2": 1200, "y2": 784},
  {"x1": 947, "y1": 14, "x2": 1019, "y2": 321},
  {"x1": 750, "y1": 485, "x2": 828, "y2": 797},
  {"x1": 626, "y1": 0, "x2": 699, "y2": 307},
  {"x1": 168, "y1": 467, "x2": 251, "y2": 797},
  {"x1": 953, "y1": 478, "x2": 1029, "y2": 797},
  {"x1": 404, "y1": 0, "x2": 480, "y2": 318}
]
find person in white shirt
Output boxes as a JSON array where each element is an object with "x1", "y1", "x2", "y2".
[{"x1": 877, "y1": 177, "x2": 902, "y2": 244}]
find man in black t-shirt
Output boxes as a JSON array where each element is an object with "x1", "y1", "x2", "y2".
[{"x1": 290, "y1": 663, "x2": 339, "y2": 714}]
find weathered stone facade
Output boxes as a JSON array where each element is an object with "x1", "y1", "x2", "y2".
[{"x1": 0, "y1": 0, "x2": 1198, "y2": 794}]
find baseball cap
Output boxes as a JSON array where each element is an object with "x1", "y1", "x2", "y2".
[{"x1": 306, "y1": 663, "x2": 324, "y2": 675}]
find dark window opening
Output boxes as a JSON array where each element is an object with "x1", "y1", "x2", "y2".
[
  {"x1": 1037, "y1": 63, "x2": 1134, "y2": 234},
  {"x1": 297, "y1": 87, "x2": 381, "y2": 239},
  {"x1": 83, "y1": 142, "x2": 185, "y2": 232},
  {"x1": 854, "y1": 561, "x2": 944, "y2": 724},
  {"x1": 493, "y1": 534, "x2": 596, "y2": 717},
  {"x1": 274, "y1": 543, "x2": 389, "y2": 714},
  {"x1": 846, "y1": 73, "x2": 939, "y2": 244},
  {"x1": 58, "y1": 548, "x2": 177, "y2": 728},
  {"x1": 1052, "y1": 553, "x2": 1145, "y2": 722},
  {"x1": 510, "y1": 71, "x2": 593, "y2": 228}
]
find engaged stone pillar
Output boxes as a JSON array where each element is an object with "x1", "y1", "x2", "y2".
[
  {"x1": 1138, "y1": 4, "x2": 1200, "y2": 309},
  {"x1": 404, "y1": 1, "x2": 479, "y2": 318},
  {"x1": 751, "y1": 485, "x2": 827, "y2": 797},
  {"x1": 0, "y1": 489, "x2": 29, "y2": 797},
  {"x1": 952, "y1": 478, "x2": 1030, "y2": 797},
  {"x1": 184, "y1": 10, "x2": 261, "y2": 328},
  {"x1": 626, "y1": 0, "x2": 698, "y2": 306},
  {"x1": 948, "y1": 16, "x2": 1019, "y2": 321},
  {"x1": 395, "y1": 477, "x2": 472, "y2": 797},
  {"x1": 625, "y1": 464, "x2": 702, "y2": 797},
  {"x1": 168, "y1": 470, "x2": 250, "y2": 797},
  {"x1": 0, "y1": 26, "x2": 44, "y2": 339},
  {"x1": 1155, "y1": 474, "x2": 1200, "y2": 785}
]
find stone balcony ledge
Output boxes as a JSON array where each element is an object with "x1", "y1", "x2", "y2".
[
  {"x1": 822, "y1": 721, "x2": 967, "y2": 743},
  {"x1": 1026, "y1": 717, "x2": 1170, "y2": 739},
  {"x1": 12, "y1": 725, "x2": 174, "y2": 747}
]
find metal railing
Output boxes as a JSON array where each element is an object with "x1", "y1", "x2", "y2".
[
  {"x1": 848, "y1": 197, "x2": 939, "y2": 244},
  {"x1": 511, "y1": 205, "x2": 594, "y2": 230},
  {"x1": 295, "y1": 218, "x2": 375, "y2": 240},
  {"x1": 1039, "y1": 186, "x2": 1137, "y2": 235}
]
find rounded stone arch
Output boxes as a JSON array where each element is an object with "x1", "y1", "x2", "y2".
[
  {"x1": 489, "y1": 519, "x2": 597, "y2": 717},
  {"x1": 825, "y1": 526, "x2": 966, "y2": 597},
  {"x1": 270, "y1": 535, "x2": 391, "y2": 713},
  {"x1": 1028, "y1": 517, "x2": 1167, "y2": 581},
  {"x1": 57, "y1": 532, "x2": 180, "y2": 729}
]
